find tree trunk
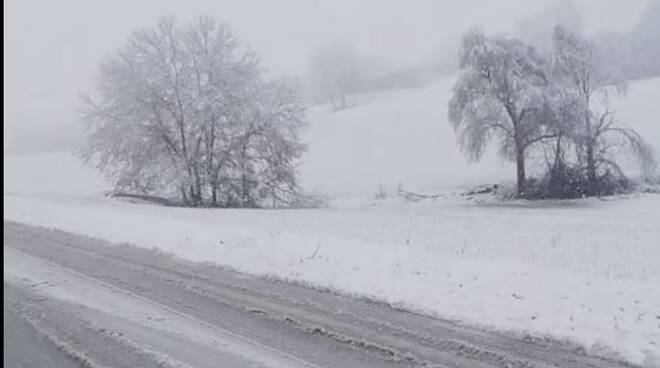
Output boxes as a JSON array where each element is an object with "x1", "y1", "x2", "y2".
[
  {"x1": 330, "y1": 93, "x2": 336, "y2": 110},
  {"x1": 583, "y1": 95, "x2": 598, "y2": 195},
  {"x1": 211, "y1": 184, "x2": 218, "y2": 206},
  {"x1": 205, "y1": 123, "x2": 216, "y2": 206},
  {"x1": 189, "y1": 185, "x2": 196, "y2": 205},
  {"x1": 586, "y1": 140, "x2": 597, "y2": 195},
  {"x1": 180, "y1": 185, "x2": 188, "y2": 205},
  {"x1": 516, "y1": 147, "x2": 526, "y2": 197},
  {"x1": 241, "y1": 173, "x2": 248, "y2": 207},
  {"x1": 508, "y1": 108, "x2": 526, "y2": 197},
  {"x1": 552, "y1": 134, "x2": 563, "y2": 179},
  {"x1": 553, "y1": 135, "x2": 562, "y2": 170},
  {"x1": 193, "y1": 168, "x2": 203, "y2": 204}
]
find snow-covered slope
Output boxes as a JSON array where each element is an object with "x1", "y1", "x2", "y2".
[
  {"x1": 300, "y1": 76, "x2": 509, "y2": 197},
  {"x1": 4, "y1": 77, "x2": 659, "y2": 200},
  {"x1": 301, "y1": 76, "x2": 660, "y2": 198}
]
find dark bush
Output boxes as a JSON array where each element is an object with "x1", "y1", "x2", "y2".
[{"x1": 523, "y1": 165, "x2": 632, "y2": 199}]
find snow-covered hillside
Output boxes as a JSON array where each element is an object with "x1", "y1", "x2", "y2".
[
  {"x1": 4, "y1": 77, "x2": 660, "y2": 365},
  {"x1": 5, "y1": 76, "x2": 660, "y2": 200},
  {"x1": 300, "y1": 76, "x2": 509, "y2": 197},
  {"x1": 301, "y1": 76, "x2": 660, "y2": 199}
]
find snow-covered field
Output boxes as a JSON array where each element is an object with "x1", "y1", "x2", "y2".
[{"x1": 5, "y1": 76, "x2": 660, "y2": 366}]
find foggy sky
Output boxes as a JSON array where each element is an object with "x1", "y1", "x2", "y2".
[{"x1": 4, "y1": 0, "x2": 652, "y2": 152}]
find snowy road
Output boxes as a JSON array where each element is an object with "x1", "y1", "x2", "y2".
[
  {"x1": 3, "y1": 222, "x2": 638, "y2": 368},
  {"x1": 4, "y1": 301, "x2": 82, "y2": 368}
]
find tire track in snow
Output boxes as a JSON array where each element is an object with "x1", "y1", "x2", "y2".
[{"x1": 4, "y1": 221, "x2": 640, "y2": 368}]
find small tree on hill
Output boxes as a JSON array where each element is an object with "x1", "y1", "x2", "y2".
[{"x1": 307, "y1": 42, "x2": 362, "y2": 110}]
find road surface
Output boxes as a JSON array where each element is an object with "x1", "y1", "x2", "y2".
[{"x1": 3, "y1": 221, "x2": 637, "y2": 368}]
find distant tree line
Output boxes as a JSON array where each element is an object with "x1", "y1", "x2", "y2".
[
  {"x1": 305, "y1": 44, "x2": 453, "y2": 110},
  {"x1": 81, "y1": 16, "x2": 307, "y2": 207},
  {"x1": 449, "y1": 26, "x2": 656, "y2": 198}
]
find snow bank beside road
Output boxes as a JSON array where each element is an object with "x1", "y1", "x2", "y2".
[{"x1": 5, "y1": 193, "x2": 660, "y2": 365}]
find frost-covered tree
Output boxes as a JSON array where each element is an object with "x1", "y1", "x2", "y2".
[
  {"x1": 552, "y1": 25, "x2": 606, "y2": 191},
  {"x1": 448, "y1": 28, "x2": 554, "y2": 195},
  {"x1": 214, "y1": 79, "x2": 306, "y2": 207},
  {"x1": 81, "y1": 16, "x2": 307, "y2": 207},
  {"x1": 552, "y1": 26, "x2": 654, "y2": 194}
]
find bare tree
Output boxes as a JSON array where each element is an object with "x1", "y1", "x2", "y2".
[
  {"x1": 552, "y1": 26, "x2": 654, "y2": 194},
  {"x1": 307, "y1": 42, "x2": 362, "y2": 110},
  {"x1": 448, "y1": 28, "x2": 553, "y2": 195}
]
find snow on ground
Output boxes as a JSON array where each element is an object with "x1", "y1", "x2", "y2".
[
  {"x1": 5, "y1": 191, "x2": 660, "y2": 365},
  {"x1": 4, "y1": 77, "x2": 660, "y2": 366}
]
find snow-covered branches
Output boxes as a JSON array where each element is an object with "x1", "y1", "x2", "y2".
[
  {"x1": 551, "y1": 26, "x2": 653, "y2": 196},
  {"x1": 81, "y1": 16, "x2": 307, "y2": 207},
  {"x1": 448, "y1": 27, "x2": 655, "y2": 198},
  {"x1": 449, "y1": 28, "x2": 552, "y2": 195}
]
